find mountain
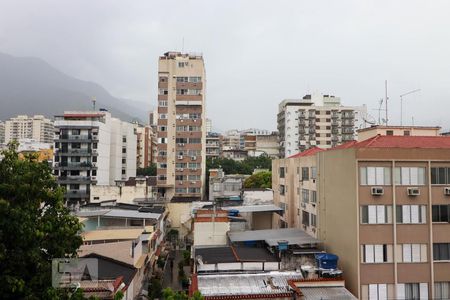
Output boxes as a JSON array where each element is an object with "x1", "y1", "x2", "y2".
[{"x1": 0, "y1": 52, "x2": 149, "y2": 122}]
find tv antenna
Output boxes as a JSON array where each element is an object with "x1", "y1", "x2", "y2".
[
  {"x1": 372, "y1": 98, "x2": 386, "y2": 125},
  {"x1": 385, "y1": 80, "x2": 389, "y2": 125},
  {"x1": 400, "y1": 89, "x2": 421, "y2": 126}
]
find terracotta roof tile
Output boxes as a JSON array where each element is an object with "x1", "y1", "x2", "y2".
[{"x1": 288, "y1": 147, "x2": 325, "y2": 158}]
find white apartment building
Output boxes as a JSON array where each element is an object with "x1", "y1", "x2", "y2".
[
  {"x1": 4, "y1": 114, "x2": 54, "y2": 144},
  {"x1": 277, "y1": 93, "x2": 366, "y2": 157},
  {"x1": 53, "y1": 111, "x2": 136, "y2": 206}
]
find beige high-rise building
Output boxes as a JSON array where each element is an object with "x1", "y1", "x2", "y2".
[
  {"x1": 273, "y1": 135, "x2": 450, "y2": 299},
  {"x1": 5, "y1": 114, "x2": 54, "y2": 144},
  {"x1": 156, "y1": 52, "x2": 206, "y2": 201},
  {"x1": 135, "y1": 124, "x2": 157, "y2": 168},
  {"x1": 0, "y1": 121, "x2": 5, "y2": 144}
]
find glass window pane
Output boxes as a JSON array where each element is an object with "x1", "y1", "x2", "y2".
[
  {"x1": 431, "y1": 168, "x2": 438, "y2": 184},
  {"x1": 438, "y1": 168, "x2": 446, "y2": 184}
]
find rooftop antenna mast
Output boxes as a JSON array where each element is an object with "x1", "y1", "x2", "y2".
[
  {"x1": 400, "y1": 89, "x2": 421, "y2": 126},
  {"x1": 385, "y1": 80, "x2": 389, "y2": 125},
  {"x1": 92, "y1": 96, "x2": 96, "y2": 111}
]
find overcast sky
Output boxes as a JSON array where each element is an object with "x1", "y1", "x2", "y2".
[{"x1": 1, "y1": 0, "x2": 449, "y2": 132}]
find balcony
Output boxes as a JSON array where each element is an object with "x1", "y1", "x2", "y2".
[
  {"x1": 54, "y1": 162, "x2": 97, "y2": 170},
  {"x1": 65, "y1": 190, "x2": 89, "y2": 198},
  {"x1": 55, "y1": 134, "x2": 92, "y2": 142},
  {"x1": 56, "y1": 149, "x2": 95, "y2": 156},
  {"x1": 57, "y1": 176, "x2": 96, "y2": 184}
]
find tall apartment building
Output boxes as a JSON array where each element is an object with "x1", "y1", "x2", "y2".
[
  {"x1": 206, "y1": 118, "x2": 212, "y2": 133},
  {"x1": 244, "y1": 132, "x2": 279, "y2": 158},
  {"x1": 156, "y1": 52, "x2": 206, "y2": 201},
  {"x1": 135, "y1": 124, "x2": 157, "y2": 168},
  {"x1": 0, "y1": 121, "x2": 5, "y2": 144},
  {"x1": 277, "y1": 93, "x2": 365, "y2": 157},
  {"x1": 4, "y1": 114, "x2": 54, "y2": 144},
  {"x1": 222, "y1": 129, "x2": 242, "y2": 150},
  {"x1": 272, "y1": 135, "x2": 450, "y2": 299},
  {"x1": 53, "y1": 111, "x2": 136, "y2": 206}
]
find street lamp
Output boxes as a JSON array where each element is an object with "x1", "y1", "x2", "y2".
[{"x1": 400, "y1": 89, "x2": 421, "y2": 126}]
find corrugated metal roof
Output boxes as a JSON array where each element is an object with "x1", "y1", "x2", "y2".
[
  {"x1": 77, "y1": 208, "x2": 161, "y2": 220},
  {"x1": 197, "y1": 271, "x2": 303, "y2": 296},
  {"x1": 228, "y1": 228, "x2": 321, "y2": 246},
  {"x1": 300, "y1": 287, "x2": 357, "y2": 299},
  {"x1": 222, "y1": 204, "x2": 283, "y2": 213}
]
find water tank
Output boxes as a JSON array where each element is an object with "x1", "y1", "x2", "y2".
[
  {"x1": 315, "y1": 253, "x2": 338, "y2": 270},
  {"x1": 277, "y1": 240, "x2": 289, "y2": 251},
  {"x1": 227, "y1": 209, "x2": 239, "y2": 217}
]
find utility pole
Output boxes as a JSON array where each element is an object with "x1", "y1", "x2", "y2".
[{"x1": 400, "y1": 89, "x2": 421, "y2": 126}]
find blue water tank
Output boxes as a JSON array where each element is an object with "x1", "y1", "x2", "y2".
[
  {"x1": 228, "y1": 209, "x2": 239, "y2": 217},
  {"x1": 315, "y1": 253, "x2": 338, "y2": 269},
  {"x1": 277, "y1": 240, "x2": 289, "y2": 251}
]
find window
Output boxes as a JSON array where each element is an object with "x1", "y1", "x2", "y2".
[
  {"x1": 175, "y1": 188, "x2": 187, "y2": 193},
  {"x1": 72, "y1": 129, "x2": 80, "y2": 135},
  {"x1": 366, "y1": 284, "x2": 391, "y2": 300},
  {"x1": 432, "y1": 205, "x2": 450, "y2": 222},
  {"x1": 158, "y1": 89, "x2": 168, "y2": 95},
  {"x1": 158, "y1": 175, "x2": 167, "y2": 181},
  {"x1": 177, "y1": 62, "x2": 187, "y2": 68},
  {"x1": 404, "y1": 130, "x2": 411, "y2": 136},
  {"x1": 394, "y1": 167, "x2": 426, "y2": 185},
  {"x1": 302, "y1": 210, "x2": 309, "y2": 226},
  {"x1": 310, "y1": 213, "x2": 316, "y2": 227},
  {"x1": 159, "y1": 126, "x2": 167, "y2": 132},
  {"x1": 311, "y1": 191, "x2": 317, "y2": 203},
  {"x1": 69, "y1": 184, "x2": 80, "y2": 190},
  {"x1": 302, "y1": 167, "x2": 309, "y2": 180},
  {"x1": 176, "y1": 138, "x2": 188, "y2": 144},
  {"x1": 122, "y1": 136, "x2": 127, "y2": 143},
  {"x1": 361, "y1": 244, "x2": 392, "y2": 263},
  {"x1": 360, "y1": 205, "x2": 392, "y2": 224},
  {"x1": 121, "y1": 169, "x2": 126, "y2": 175},
  {"x1": 92, "y1": 170, "x2": 97, "y2": 176},
  {"x1": 189, "y1": 138, "x2": 201, "y2": 144},
  {"x1": 279, "y1": 167, "x2": 285, "y2": 178},
  {"x1": 92, "y1": 156, "x2": 97, "y2": 163},
  {"x1": 122, "y1": 148, "x2": 126, "y2": 154},
  {"x1": 386, "y1": 130, "x2": 394, "y2": 136},
  {"x1": 93, "y1": 142, "x2": 97, "y2": 149},
  {"x1": 176, "y1": 76, "x2": 188, "y2": 82},
  {"x1": 159, "y1": 113, "x2": 167, "y2": 119},
  {"x1": 302, "y1": 189, "x2": 309, "y2": 203},
  {"x1": 175, "y1": 175, "x2": 185, "y2": 181},
  {"x1": 122, "y1": 158, "x2": 126, "y2": 164},
  {"x1": 360, "y1": 167, "x2": 391, "y2": 185},
  {"x1": 433, "y1": 243, "x2": 450, "y2": 261},
  {"x1": 188, "y1": 187, "x2": 200, "y2": 193},
  {"x1": 431, "y1": 167, "x2": 450, "y2": 184},
  {"x1": 158, "y1": 100, "x2": 168, "y2": 107},
  {"x1": 158, "y1": 137, "x2": 166, "y2": 144},
  {"x1": 435, "y1": 282, "x2": 450, "y2": 300},
  {"x1": 159, "y1": 163, "x2": 167, "y2": 169},
  {"x1": 396, "y1": 205, "x2": 427, "y2": 224},
  {"x1": 279, "y1": 185, "x2": 285, "y2": 196},
  {"x1": 71, "y1": 142, "x2": 81, "y2": 149},
  {"x1": 397, "y1": 244, "x2": 427, "y2": 262},
  {"x1": 396, "y1": 283, "x2": 428, "y2": 300},
  {"x1": 311, "y1": 167, "x2": 317, "y2": 179}
]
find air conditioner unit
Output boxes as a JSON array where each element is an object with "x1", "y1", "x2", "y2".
[
  {"x1": 176, "y1": 168, "x2": 184, "y2": 172},
  {"x1": 191, "y1": 156, "x2": 197, "y2": 160},
  {"x1": 371, "y1": 187, "x2": 384, "y2": 196},
  {"x1": 444, "y1": 187, "x2": 450, "y2": 196},
  {"x1": 407, "y1": 187, "x2": 420, "y2": 196},
  {"x1": 177, "y1": 155, "x2": 183, "y2": 160},
  {"x1": 179, "y1": 181, "x2": 183, "y2": 185},
  {"x1": 190, "y1": 181, "x2": 197, "y2": 184}
]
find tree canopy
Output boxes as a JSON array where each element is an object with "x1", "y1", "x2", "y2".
[
  {"x1": 0, "y1": 143, "x2": 83, "y2": 299},
  {"x1": 243, "y1": 171, "x2": 272, "y2": 189},
  {"x1": 137, "y1": 163, "x2": 157, "y2": 176}
]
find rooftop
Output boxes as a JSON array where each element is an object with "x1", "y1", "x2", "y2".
[
  {"x1": 194, "y1": 245, "x2": 278, "y2": 264},
  {"x1": 349, "y1": 134, "x2": 450, "y2": 149},
  {"x1": 76, "y1": 208, "x2": 161, "y2": 220},
  {"x1": 228, "y1": 228, "x2": 321, "y2": 247},
  {"x1": 194, "y1": 271, "x2": 303, "y2": 298},
  {"x1": 81, "y1": 227, "x2": 153, "y2": 242},
  {"x1": 221, "y1": 204, "x2": 283, "y2": 214},
  {"x1": 288, "y1": 146, "x2": 325, "y2": 158},
  {"x1": 357, "y1": 125, "x2": 441, "y2": 133}
]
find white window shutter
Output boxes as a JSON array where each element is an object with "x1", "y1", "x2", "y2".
[
  {"x1": 420, "y1": 206, "x2": 426, "y2": 223},
  {"x1": 412, "y1": 244, "x2": 421, "y2": 262},
  {"x1": 366, "y1": 244, "x2": 375, "y2": 263},
  {"x1": 418, "y1": 167, "x2": 425, "y2": 185},
  {"x1": 368, "y1": 167, "x2": 376, "y2": 185},
  {"x1": 419, "y1": 283, "x2": 428, "y2": 300},
  {"x1": 401, "y1": 167, "x2": 410, "y2": 185},
  {"x1": 397, "y1": 284, "x2": 406, "y2": 300},
  {"x1": 369, "y1": 284, "x2": 379, "y2": 300},
  {"x1": 374, "y1": 244, "x2": 384, "y2": 262},
  {"x1": 377, "y1": 205, "x2": 386, "y2": 223},
  {"x1": 410, "y1": 167, "x2": 419, "y2": 185},
  {"x1": 360, "y1": 167, "x2": 367, "y2": 185},
  {"x1": 411, "y1": 205, "x2": 419, "y2": 224},
  {"x1": 368, "y1": 206, "x2": 377, "y2": 224},
  {"x1": 378, "y1": 284, "x2": 387, "y2": 300},
  {"x1": 376, "y1": 167, "x2": 384, "y2": 185},
  {"x1": 403, "y1": 206, "x2": 411, "y2": 224},
  {"x1": 403, "y1": 244, "x2": 412, "y2": 262}
]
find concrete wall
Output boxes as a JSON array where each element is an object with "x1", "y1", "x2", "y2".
[
  {"x1": 193, "y1": 221, "x2": 230, "y2": 246},
  {"x1": 90, "y1": 184, "x2": 157, "y2": 203},
  {"x1": 318, "y1": 148, "x2": 359, "y2": 297},
  {"x1": 166, "y1": 202, "x2": 193, "y2": 237}
]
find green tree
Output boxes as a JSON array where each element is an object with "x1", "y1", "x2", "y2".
[
  {"x1": 243, "y1": 171, "x2": 272, "y2": 189},
  {"x1": 137, "y1": 163, "x2": 157, "y2": 176},
  {"x1": 0, "y1": 143, "x2": 83, "y2": 299},
  {"x1": 162, "y1": 288, "x2": 203, "y2": 300}
]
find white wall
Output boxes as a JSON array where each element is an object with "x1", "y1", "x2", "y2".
[{"x1": 193, "y1": 222, "x2": 230, "y2": 246}]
